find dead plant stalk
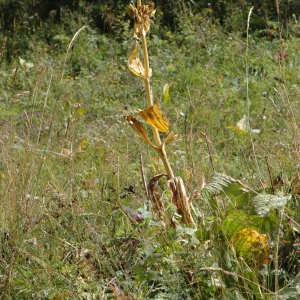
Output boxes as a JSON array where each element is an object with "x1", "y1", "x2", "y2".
[
  {"x1": 140, "y1": 26, "x2": 174, "y2": 178},
  {"x1": 127, "y1": 0, "x2": 194, "y2": 225}
]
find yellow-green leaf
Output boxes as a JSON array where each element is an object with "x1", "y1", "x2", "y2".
[
  {"x1": 138, "y1": 104, "x2": 169, "y2": 133},
  {"x1": 78, "y1": 138, "x2": 89, "y2": 152},
  {"x1": 75, "y1": 106, "x2": 87, "y2": 118},
  {"x1": 231, "y1": 227, "x2": 269, "y2": 266},
  {"x1": 163, "y1": 83, "x2": 170, "y2": 104},
  {"x1": 128, "y1": 43, "x2": 145, "y2": 79},
  {"x1": 126, "y1": 115, "x2": 154, "y2": 147}
]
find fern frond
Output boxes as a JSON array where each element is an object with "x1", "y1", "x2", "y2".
[
  {"x1": 200, "y1": 173, "x2": 254, "y2": 207},
  {"x1": 200, "y1": 174, "x2": 292, "y2": 217}
]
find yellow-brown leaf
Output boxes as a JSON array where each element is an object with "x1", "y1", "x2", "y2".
[
  {"x1": 128, "y1": 43, "x2": 145, "y2": 79},
  {"x1": 138, "y1": 104, "x2": 169, "y2": 133},
  {"x1": 231, "y1": 227, "x2": 269, "y2": 266},
  {"x1": 129, "y1": 3, "x2": 156, "y2": 38},
  {"x1": 126, "y1": 115, "x2": 154, "y2": 147}
]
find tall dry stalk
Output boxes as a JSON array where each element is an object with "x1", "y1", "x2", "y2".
[{"x1": 126, "y1": 0, "x2": 195, "y2": 225}]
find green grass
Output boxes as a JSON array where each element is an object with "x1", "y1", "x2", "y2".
[{"x1": 0, "y1": 14, "x2": 299, "y2": 299}]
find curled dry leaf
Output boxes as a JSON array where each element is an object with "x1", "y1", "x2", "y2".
[
  {"x1": 291, "y1": 173, "x2": 300, "y2": 195},
  {"x1": 122, "y1": 205, "x2": 144, "y2": 223},
  {"x1": 129, "y1": 3, "x2": 156, "y2": 38},
  {"x1": 126, "y1": 115, "x2": 154, "y2": 147},
  {"x1": 164, "y1": 131, "x2": 176, "y2": 145},
  {"x1": 168, "y1": 176, "x2": 195, "y2": 225},
  {"x1": 138, "y1": 104, "x2": 169, "y2": 133},
  {"x1": 110, "y1": 279, "x2": 135, "y2": 300},
  {"x1": 61, "y1": 148, "x2": 73, "y2": 159},
  {"x1": 148, "y1": 173, "x2": 167, "y2": 220},
  {"x1": 128, "y1": 43, "x2": 146, "y2": 79}
]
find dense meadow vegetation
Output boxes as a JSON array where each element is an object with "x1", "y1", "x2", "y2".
[{"x1": 0, "y1": 1, "x2": 300, "y2": 299}]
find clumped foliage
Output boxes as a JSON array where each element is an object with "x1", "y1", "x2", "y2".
[
  {"x1": 2, "y1": 0, "x2": 300, "y2": 59},
  {"x1": 0, "y1": 0, "x2": 300, "y2": 299}
]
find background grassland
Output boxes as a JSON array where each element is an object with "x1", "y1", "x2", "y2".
[{"x1": 0, "y1": 4, "x2": 300, "y2": 300}]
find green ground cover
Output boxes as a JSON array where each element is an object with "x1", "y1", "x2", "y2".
[{"x1": 0, "y1": 6, "x2": 299, "y2": 299}]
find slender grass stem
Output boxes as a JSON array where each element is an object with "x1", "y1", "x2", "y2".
[{"x1": 246, "y1": 7, "x2": 263, "y2": 186}]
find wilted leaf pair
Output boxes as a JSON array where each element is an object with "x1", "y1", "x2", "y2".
[{"x1": 126, "y1": 104, "x2": 170, "y2": 148}]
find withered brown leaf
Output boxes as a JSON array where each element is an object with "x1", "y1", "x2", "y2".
[
  {"x1": 138, "y1": 104, "x2": 169, "y2": 133},
  {"x1": 129, "y1": 3, "x2": 156, "y2": 38},
  {"x1": 126, "y1": 115, "x2": 155, "y2": 147},
  {"x1": 128, "y1": 43, "x2": 146, "y2": 79}
]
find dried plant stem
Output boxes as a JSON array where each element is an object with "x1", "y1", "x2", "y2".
[
  {"x1": 60, "y1": 25, "x2": 88, "y2": 81},
  {"x1": 158, "y1": 145, "x2": 174, "y2": 179},
  {"x1": 246, "y1": 7, "x2": 264, "y2": 188},
  {"x1": 274, "y1": 209, "x2": 285, "y2": 299},
  {"x1": 140, "y1": 154, "x2": 149, "y2": 201},
  {"x1": 141, "y1": 36, "x2": 160, "y2": 143},
  {"x1": 136, "y1": 0, "x2": 194, "y2": 225},
  {"x1": 140, "y1": 19, "x2": 174, "y2": 178}
]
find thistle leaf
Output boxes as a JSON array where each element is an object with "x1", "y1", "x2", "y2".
[
  {"x1": 138, "y1": 104, "x2": 169, "y2": 133},
  {"x1": 278, "y1": 272, "x2": 300, "y2": 299},
  {"x1": 128, "y1": 43, "x2": 146, "y2": 79},
  {"x1": 126, "y1": 115, "x2": 155, "y2": 147},
  {"x1": 252, "y1": 193, "x2": 291, "y2": 216}
]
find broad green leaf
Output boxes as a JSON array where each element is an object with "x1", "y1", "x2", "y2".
[
  {"x1": 222, "y1": 210, "x2": 263, "y2": 239},
  {"x1": 222, "y1": 210, "x2": 278, "y2": 240},
  {"x1": 200, "y1": 173, "x2": 254, "y2": 208},
  {"x1": 278, "y1": 272, "x2": 300, "y2": 299}
]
